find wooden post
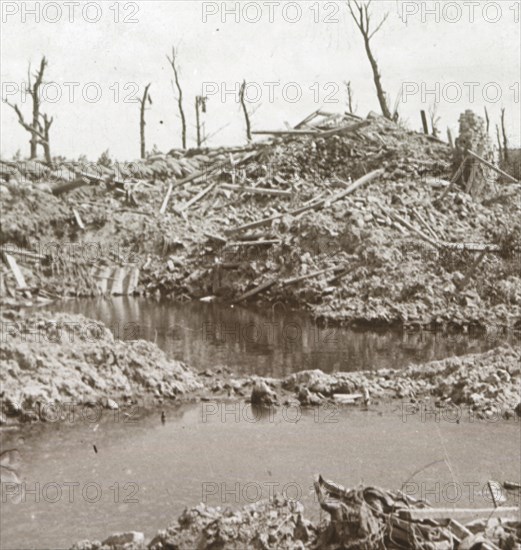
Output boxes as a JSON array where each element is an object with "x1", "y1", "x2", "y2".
[
  {"x1": 447, "y1": 128, "x2": 454, "y2": 149},
  {"x1": 195, "y1": 97, "x2": 201, "y2": 148},
  {"x1": 420, "y1": 111, "x2": 429, "y2": 135}
]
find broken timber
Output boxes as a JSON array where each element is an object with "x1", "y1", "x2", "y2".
[
  {"x1": 467, "y1": 149, "x2": 518, "y2": 183},
  {"x1": 227, "y1": 169, "x2": 384, "y2": 235},
  {"x1": 220, "y1": 184, "x2": 292, "y2": 197}
]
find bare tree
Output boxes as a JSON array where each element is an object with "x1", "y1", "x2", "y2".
[
  {"x1": 167, "y1": 47, "x2": 187, "y2": 149},
  {"x1": 344, "y1": 80, "x2": 357, "y2": 115},
  {"x1": 500, "y1": 108, "x2": 509, "y2": 162},
  {"x1": 3, "y1": 56, "x2": 53, "y2": 162},
  {"x1": 428, "y1": 102, "x2": 441, "y2": 138},
  {"x1": 195, "y1": 95, "x2": 207, "y2": 147},
  {"x1": 239, "y1": 80, "x2": 252, "y2": 141},
  {"x1": 347, "y1": 0, "x2": 392, "y2": 120},
  {"x1": 484, "y1": 106, "x2": 490, "y2": 134},
  {"x1": 496, "y1": 124, "x2": 503, "y2": 160},
  {"x1": 139, "y1": 83, "x2": 152, "y2": 159}
]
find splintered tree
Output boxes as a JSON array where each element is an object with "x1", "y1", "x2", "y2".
[
  {"x1": 3, "y1": 56, "x2": 53, "y2": 163},
  {"x1": 195, "y1": 95, "x2": 207, "y2": 147},
  {"x1": 428, "y1": 102, "x2": 441, "y2": 137},
  {"x1": 139, "y1": 83, "x2": 152, "y2": 159},
  {"x1": 500, "y1": 108, "x2": 509, "y2": 162},
  {"x1": 167, "y1": 47, "x2": 187, "y2": 149},
  {"x1": 239, "y1": 80, "x2": 252, "y2": 141},
  {"x1": 347, "y1": 0, "x2": 392, "y2": 120},
  {"x1": 344, "y1": 80, "x2": 357, "y2": 115}
]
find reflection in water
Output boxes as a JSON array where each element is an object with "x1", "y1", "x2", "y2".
[{"x1": 47, "y1": 297, "x2": 504, "y2": 376}]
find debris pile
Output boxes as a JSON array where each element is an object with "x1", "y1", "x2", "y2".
[
  {"x1": 283, "y1": 345, "x2": 521, "y2": 417},
  {"x1": 71, "y1": 476, "x2": 520, "y2": 549},
  {"x1": 1, "y1": 110, "x2": 519, "y2": 328},
  {"x1": 314, "y1": 475, "x2": 521, "y2": 550}
]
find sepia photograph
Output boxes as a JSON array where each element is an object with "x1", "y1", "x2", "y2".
[{"x1": 0, "y1": 1, "x2": 520, "y2": 548}]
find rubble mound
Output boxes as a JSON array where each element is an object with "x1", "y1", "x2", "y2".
[{"x1": 0, "y1": 310, "x2": 202, "y2": 421}]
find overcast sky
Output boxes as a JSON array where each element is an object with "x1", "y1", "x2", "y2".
[{"x1": 1, "y1": 0, "x2": 520, "y2": 161}]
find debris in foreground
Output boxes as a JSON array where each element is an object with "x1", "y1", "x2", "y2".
[{"x1": 71, "y1": 476, "x2": 520, "y2": 549}]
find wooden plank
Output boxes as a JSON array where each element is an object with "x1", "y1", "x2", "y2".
[
  {"x1": 175, "y1": 182, "x2": 216, "y2": 213},
  {"x1": 93, "y1": 267, "x2": 110, "y2": 294},
  {"x1": 72, "y1": 208, "x2": 85, "y2": 230},
  {"x1": 159, "y1": 183, "x2": 174, "y2": 215},
  {"x1": 123, "y1": 267, "x2": 139, "y2": 295},
  {"x1": 252, "y1": 129, "x2": 318, "y2": 136},
  {"x1": 225, "y1": 240, "x2": 280, "y2": 248},
  {"x1": 3, "y1": 253, "x2": 27, "y2": 289},
  {"x1": 398, "y1": 506, "x2": 520, "y2": 521},
  {"x1": 294, "y1": 108, "x2": 321, "y2": 129},
  {"x1": 316, "y1": 120, "x2": 371, "y2": 138},
  {"x1": 220, "y1": 184, "x2": 292, "y2": 197},
  {"x1": 204, "y1": 232, "x2": 227, "y2": 244},
  {"x1": 283, "y1": 266, "x2": 340, "y2": 286},
  {"x1": 111, "y1": 267, "x2": 126, "y2": 295}
]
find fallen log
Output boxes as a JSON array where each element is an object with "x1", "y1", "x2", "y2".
[{"x1": 233, "y1": 278, "x2": 277, "y2": 303}]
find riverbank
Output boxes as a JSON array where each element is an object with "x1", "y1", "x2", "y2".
[{"x1": 1, "y1": 311, "x2": 519, "y2": 425}]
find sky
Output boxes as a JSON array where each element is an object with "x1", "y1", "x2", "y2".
[{"x1": 1, "y1": 0, "x2": 520, "y2": 161}]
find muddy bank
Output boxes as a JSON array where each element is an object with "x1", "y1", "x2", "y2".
[
  {"x1": 1, "y1": 312, "x2": 520, "y2": 424},
  {"x1": 0, "y1": 310, "x2": 202, "y2": 423},
  {"x1": 2, "y1": 112, "x2": 520, "y2": 329}
]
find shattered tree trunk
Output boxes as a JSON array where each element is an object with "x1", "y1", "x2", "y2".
[
  {"x1": 167, "y1": 47, "x2": 187, "y2": 149},
  {"x1": 30, "y1": 57, "x2": 46, "y2": 159},
  {"x1": 140, "y1": 83, "x2": 151, "y2": 159},
  {"x1": 239, "y1": 80, "x2": 252, "y2": 141},
  {"x1": 348, "y1": 1, "x2": 392, "y2": 120},
  {"x1": 363, "y1": 34, "x2": 392, "y2": 120},
  {"x1": 5, "y1": 56, "x2": 51, "y2": 161}
]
